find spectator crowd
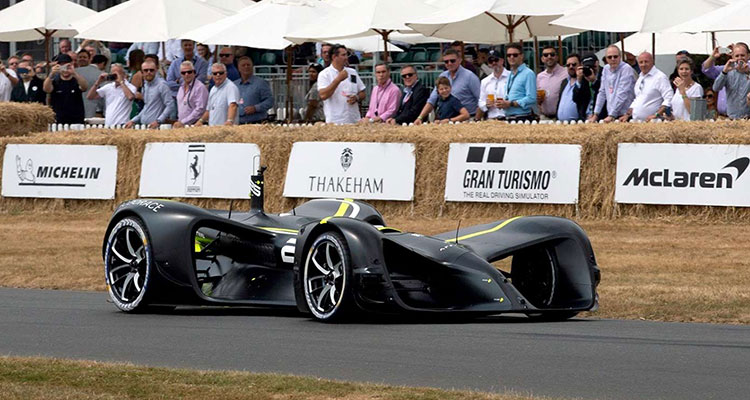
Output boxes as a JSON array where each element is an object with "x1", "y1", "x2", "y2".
[{"x1": 2, "y1": 37, "x2": 748, "y2": 127}]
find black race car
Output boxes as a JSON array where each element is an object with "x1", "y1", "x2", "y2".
[{"x1": 103, "y1": 169, "x2": 600, "y2": 322}]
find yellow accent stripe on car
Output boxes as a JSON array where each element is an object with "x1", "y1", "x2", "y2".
[
  {"x1": 445, "y1": 216, "x2": 523, "y2": 243},
  {"x1": 334, "y1": 198, "x2": 354, "y2": 217},
  {"x1": 258, "y1": 227, "x2": 299, "y2": 234},
  {"x1": 194, "y1": 242, "x2": 202, "y2": 252},
  {"x1": 377, "y1": 226, "x2": 402, "y2": 232}
]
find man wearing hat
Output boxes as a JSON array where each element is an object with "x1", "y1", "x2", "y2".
[
  {"x1": 476, "y1": 49, "x2": 510, "y2": 120},
  {"x1": 42, "y1": 53, "x2": 89, "y2": 124}
]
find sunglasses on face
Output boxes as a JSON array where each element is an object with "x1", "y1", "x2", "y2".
[
  {"x1": 488, "y1": 58, "x2": 499, "y2": 63},
  {"x1": 180, "y1": 70, "x2": 195, "y2": 75},
  {"x1": 400, "y1": 72, "x2": 415, "y2": 78},
  {"x1": 444, "y1": 58, "x2": 458, "y2": 64},
  {"x1": 566, "y1": 63, "x2": 578, "y2": 67},
  {"x1": 506, "y1": 53, "x2": 521, "y2": 58},
  {"x1": 606, "y1": 55, "x2": 620, "y2": 60},
  {"x1": 142, "y1": 68, "x2": 156, "y2": 72},
  {"x1": 706, "y1": 94, "x2": 715, "y2": 98},
  {"x1": 212, "y1": 71, "x2": 225, "y2": 76},
  {"x1": 542, "y1": 52, "x2": 556, "y2": 58},
  {"x1": 17, "y1": 67, "x2": 29, "y2": 74},
  {"x1": 219, "y1": 53, "x2": 232, "y2": 58}
]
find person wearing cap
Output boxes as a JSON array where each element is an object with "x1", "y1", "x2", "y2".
[
  {"x1": 556, "y1": 53, "x2": 592, "y2": 122},
  {"x1": 476, "y1": 49, "x2": 510, "y2": 120},
  {"x1": 43, "y1": 54, "x2": 89, "y2": 124},
  {"x1": 10, "y1": 60, "x2": 45, "y2": 104},
  {"x1": 386, "y1": 65, "x2": 429, "y2": 125},
  {"x1": 580, "y1": 52, "x2": 602, "y2": 118},
  {"x1": 536, "y1": 46, "x2": 568, "y2": 119},
  {"x1": 589, "y1": 45, "x2": 635, "y2": 123}
]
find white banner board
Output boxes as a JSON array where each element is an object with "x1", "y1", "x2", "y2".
[
  {"x1": 615, "y1": 143, "x2": 750, "y2": 207},
  {"x1": 139, "y1": 143, "x2": 260, "y2": 199},
  {"x1": 2, "y1": 144, "x2": 117, "y2": 199},
  {"x1": 444, "y1": 143, "x2": 581, "y2": 204},
  {"x1": 283, "y1": 142, "x2": 415, "y2": 201}
]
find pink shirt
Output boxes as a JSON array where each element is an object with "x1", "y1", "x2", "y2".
[
  {"x1": 365, "y1": 79, "x2": 401, "y2": 120},
  {"x1": 536, "y1": 64, "x2": 567, "y2": 117}
]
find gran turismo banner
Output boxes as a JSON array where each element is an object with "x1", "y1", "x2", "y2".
[
  {"x1": 615, "y1": 143, "x2": 750, "y2": 207},
  {"x1": 1, "y1": 144, "x2": 117, "y2": 199},
  {"x1": 139, "y1": 143, "x2": 260, "y2": 199},
  {"x1": 444, "y1": 143, "x2": 581, "y2": 204},
  {"x1": 283, "y1": 142, "x2": 415, "y2": 201}
]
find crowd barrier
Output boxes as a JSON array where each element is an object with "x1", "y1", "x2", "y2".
[{"x1": 2, "y1": 120, "x2": 750, "y2": 222}]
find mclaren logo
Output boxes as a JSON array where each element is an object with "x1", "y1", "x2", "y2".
[
  {"x1": 622, "y1": 157, "x2": 750, "y2": 189},
  {"x1": 340, "y1": 147, "x2": 353, "y2": 171}
]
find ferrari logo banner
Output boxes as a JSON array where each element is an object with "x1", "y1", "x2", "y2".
[
  {"x1": 139, "y1": 143, "x2": 260, "y2": 199},
  {"x1": 444, "y1": 143, "x2": 581, "y2": 204},
  {"x1": 283, "y1": 142, "x2": 415, "y2": 201},
  {"x1": 2, "y1": 144, "x2": 117, "y2": 199},
  {"x1": 615, "y1": 143, "x2": 750, "y2": 207}
]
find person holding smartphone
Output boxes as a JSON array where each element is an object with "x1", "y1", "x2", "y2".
[
  {"x1": 43, "y1": 54, "x2": 88, "y2": 124},
  {"x1": 713, "y1": 42, "x2": 750, "y2": 119},
  {"x1": 317, "y1": 44, "x2": 366, "y2": 124},
  {"x1": 11, "y1": 61, "x2": 46, "y2": 104},
  {"x1": 86, "y1": 63, "x2": 137, "y2": 127}
]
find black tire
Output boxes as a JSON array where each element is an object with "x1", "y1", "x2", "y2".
[
  {"x1": 301, "y1": 231, "x2": 353, "y2": 322},
  {"x1": 104, "y1": 216, "x2": 154, "y2": 313},
  {"x1": 511, "y1": 247, "x2": 557, "y2": 308}
]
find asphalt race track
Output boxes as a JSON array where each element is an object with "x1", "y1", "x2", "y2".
[{"x1": 1, "y1": 288, "x2": 748, "y2": 400}]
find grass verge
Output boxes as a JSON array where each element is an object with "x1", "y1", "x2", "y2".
[
  {"x1": 0, "y1": 356, "x2": 568, "y2": 400},
  {"x1": 1, "y1": 212, "x2": 748, "y2": 324}
]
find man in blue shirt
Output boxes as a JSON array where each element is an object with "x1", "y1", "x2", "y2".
[
  {"x1": 125, "y1": 60, "x2": 175, "y2": 129},
  {"x1": 556, "y1": 53, "x2": 591, "y2": 121},
  {"x1": 165, "y1": 40, "x2": 208, "y2": 97},
  {"x1": 234, "y1": 56, "x2": 273, "y2": 124},
  {"x1": 497, "y1": 43, "x2": 537, "y2": 120},
  {"x1": 422, "y1": 49, "x2": 480, "y2": 116}
]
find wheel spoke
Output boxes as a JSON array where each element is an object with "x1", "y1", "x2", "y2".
[
  {"x1": 325, "y1": 243, "x2": 334, "y2": 271},
  {"x1": 316, "y1": 284, "x2": 331, "y2": 310},
  {"x1": 120, "y1": 272, "x2": 134, "y2": 301},
  {"x1": 111, "y1": 245, "x2": 132, "y2": 264},
  {"x1": 108, "y1": 264, "x2": 130, "y2": 276},
  {"x1": 329, "y1": 284, "x2": 337, "y2": 305},
  {"x1": 332, "y1": 261, "x2": 342, "y2": 279},
  {"x1": 307, "y1": 275, "x2": 325, "y2": 286},
  {"x1": 312, "y1": 256, "x2": 328, "y2": 274},
  {"x1": 125, "y1": 229, "x2": 137, "y2": 258},
  {"x1": 134, "y1": 271, "x2": 141, "y2": 291}
]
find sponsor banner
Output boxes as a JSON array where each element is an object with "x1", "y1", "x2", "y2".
[
  {"x1": 283, "y1": 142, "x2": 415, "y2": 201},
  {"x1": 615, "y1": 143, "x2": 750, "y2": 207},
  {"x1": 2, "y1": 144, "x2": 117, "y2": 199},
  {"x1": 139, "y1": 143, "x2": 260, "y2": 199},
  {"x1": 444, "y1": 143, "x2": 581, "y2": 204}
]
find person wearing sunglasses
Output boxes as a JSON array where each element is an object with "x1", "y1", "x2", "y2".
[
  {"x1": 476, "y1": 49, "x2": 510, "y2": 121},
  {"x1": 420, "y1": 49, "x2": 480, "y2": 120},
  {"x1": 588, "y1": 45, "x2": 635, "y2": 123},
  {"x1": 10, "y1": 61, "x2": 45, "y2": 105},
  {"x1": 386, "y1": 65, "x2": 429, "y2": 125},
  {"x1": 173, "y1": 60, "x2": 208, "y2": 128},
  {"x1": 536, "y1": 46, "x2": 567, "y2": 119},
  {"x1": 86, "y1": 63, "x2": 137, "y2": 127},
  {"x1": 495, "y1": 43, "x2": 537, "y2": 122},
  {"x1": 125, "y1": 60, "x2": 175, "y2": 129},
  {"x1": 166, "y1": 40, "x2": 208, "y2": 98},
  {"x1": 216, "y1": 47, "x2": 240, "y2": 83},
  {"x1": 555, "y1": 54, "x2": 591, "y2": 122},
  {"x1": 196, "y1": 63, "x2": 239, "y2": 126},
  {"x1": 704, "y1": 88, "x2": 719, "y2": 120}
]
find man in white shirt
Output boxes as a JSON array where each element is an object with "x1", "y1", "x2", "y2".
[
  {"x1": 476, "y1": 50, "x2": 510, "y2": 120},
  {"x1": 317, "y1": 44, "x2": 366, "y2": 124},
  {"x1": 0, "y1": 57, "x2": 19, "y2": 102},
  {"x1": 621, "y1": 52, "x2": 673, "y2": 122},
  {"x1": 86, "y1": 63, "x2": 136, "y2": 127},
  {"x1": 196, "y1": 63, "x2": 239, "y2": 126}
]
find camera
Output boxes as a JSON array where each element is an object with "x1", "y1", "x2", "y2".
[
  {"x1": 581, "y1": 53, "x2": 597, "y2": 78},
  {"x1": 105, "y1": 74, "x2": 118, "y2": 81},
  {"x1": 582, "y1": 66, "x2": 593, "y2": 77}
]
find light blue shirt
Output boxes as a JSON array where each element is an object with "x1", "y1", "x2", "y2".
[
  {"x1": 427, "y1": 65, "x2": 480, "y2": 114},
  {"x1": 594, "y1": 61, "x2": 636, "y2": 117},
  {"x1": 557, "y1": 78, "x2": 579, "y2": 121},
  {"x1": 504, "y1": 63, "x2": 537, "y2": 116},
  {"x1": 234, "y1": 75, "x2": 274, "y2": 124},
  {"x1": 130, "y1": 76, "x2": 175, "y2": 125}
]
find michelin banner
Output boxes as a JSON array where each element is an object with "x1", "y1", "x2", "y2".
[
  {"x1": 615, "y1": 143, "x2": 750, "y2": 207},
  {"x1": 444, "y1": 143, "x2": 581, "y2": 204},
  {"x1": 283, "y1": 142, "x2": 415, "y2": 201},
  {"x1": 2, "y1": 144, "x2": 117, "y2": 199},
  {"x1": 139, "y1": 143, "x2": 260, "y2": 199}
]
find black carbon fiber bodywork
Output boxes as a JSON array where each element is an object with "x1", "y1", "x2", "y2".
[{"x1": 103, "y1": 198, "x2": 599, "y2": 317}]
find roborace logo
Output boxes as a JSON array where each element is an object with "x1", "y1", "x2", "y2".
[
  {"x1": 15, "y1": 155, "x2": 101, "y2": 187},
  {"x1": 622, "y1": 157, "x2": 750, "y2": 188},
  {"x1": 185, "y1": 144, "x2": 206, "y2": 195},
  {"x1": 463, "y1": 146, "x2": 555, "y2": 193}
]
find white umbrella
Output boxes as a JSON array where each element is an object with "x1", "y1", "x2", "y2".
[
  {"x1": 73, "y1": 0, "x2": 233, "y2": 42},
  {"x1": 666, "y1": 0, "x2": 750, "y2": 33},
  {"x1": 285, "y1": 0, "x2": 440, "y2": 60},
  {"x1": 406, "y1": 0, "x2": 583, "y2": 44},
  {"x1": 0, "y1": 0, "x2": 96, "y2": 64},
  {"x1": 608, "y1": 31, "x2": 750, "y2": 55},
  {"x1": 197, "y1": 0, "x2": 257, "y2": 13}
]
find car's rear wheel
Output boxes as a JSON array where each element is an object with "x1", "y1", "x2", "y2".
[
  {"x1": 511, "y1": 247, "x2": 578, "y2": 321},
  {"x1": 302, "y1": 231, "x2": 353, "y2": 321},
  {"x1": 104, "y1": 216, "x2": 153, "y2": 313}
]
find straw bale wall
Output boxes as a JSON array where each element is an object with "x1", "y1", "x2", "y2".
[
  {"x1": 2, "y1": 120, "x2": 750, "y2": 221},
  {"x1": 0, "y1": 103, "x2": 55, "y2": 137}
]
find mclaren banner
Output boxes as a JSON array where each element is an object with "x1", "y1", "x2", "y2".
[
  {"x1": 2, "y1": 144, "x2": 117, "y2": 199},
  {"x1": 615, "y1": 143, "x2": 750, "y2": 207},
  {"x1": 283, "y1": 142, "x2": 415, "y2": 200},
  {"x1": 444, "y1": 143, "x2": 581, "y2": 204},
  {"x1": 139, "y1": 143, "x2": 260, "y2": 199}
]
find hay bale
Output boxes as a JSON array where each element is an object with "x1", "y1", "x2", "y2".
[
  {"x1": 2, "y1": 121, "x2": 750, "y2": 222},
  {"x1": 0, "y1": 103, "x2": 55, "y2": 137}
]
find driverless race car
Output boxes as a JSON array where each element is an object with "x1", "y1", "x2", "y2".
[{"x1": 102, "y1": 168, "x2": 600, "y2": 322}]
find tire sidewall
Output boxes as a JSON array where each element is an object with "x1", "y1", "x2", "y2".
[{"x1": 104, "y1": 217, "x2": 152, "y2": 312}]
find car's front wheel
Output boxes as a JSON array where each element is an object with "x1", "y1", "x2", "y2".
[
  {"x1": 104, "y1": 216, "x2": 153, "y2": 313},
  {"x1": 302, "y1": 231, "x2": 353, "y2": 321}
]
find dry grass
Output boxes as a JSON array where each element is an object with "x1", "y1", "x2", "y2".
[
  {"x1": 0, "y1": 356, "x2": 568, "y2": 400},
  {"x1": 0, "y1": 102, "x2": 55, "y2": 137},
  {"x1": 0, "y1": 211, "x2": 748, "y2": 324},
  {"x1": 4, "y1": 120, "x2": 750, "y2": 221}
]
